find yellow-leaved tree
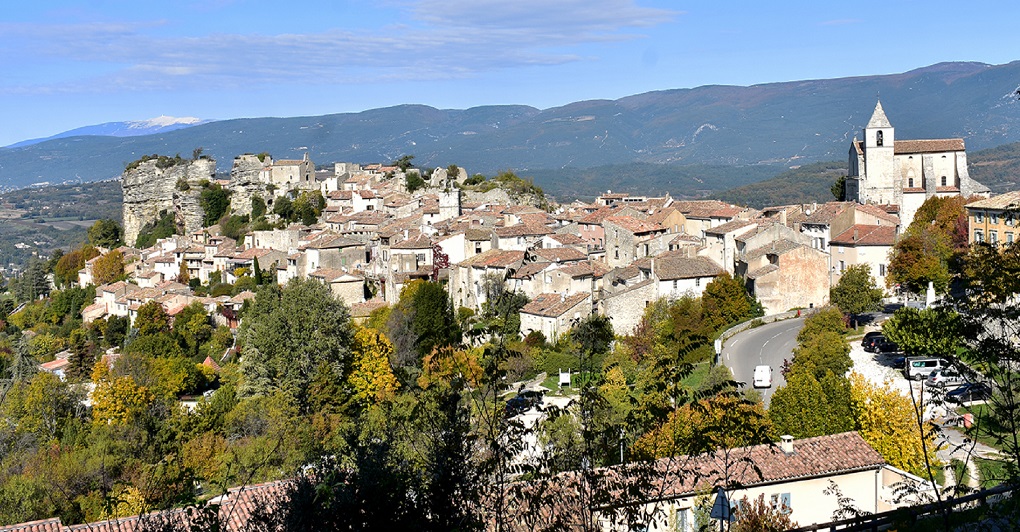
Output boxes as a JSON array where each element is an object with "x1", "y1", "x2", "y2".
[
  {"x1": 849, "y1": 372, "x2": 939, "y2": 477},
  {"x1": 90, "y1": 360, "x2": 154, "y2": 426},
  {"x1": 348, "y1": 326, "x2": 400, "y2": 406}
]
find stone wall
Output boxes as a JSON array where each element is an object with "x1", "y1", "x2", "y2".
[{"x1": 122, "y1": 158, "x2": 216, "y2": 246}]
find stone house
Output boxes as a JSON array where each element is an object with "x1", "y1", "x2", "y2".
[
  {"x1": 600, "y1": 277, "x2": 657, "y2": 336},
  {"x1": 603, "y1": 216, "x2": 669, "y2": 268},
  {"x1": 270, "y1": 153, "x2": 316, "y2": 192},
  {"x1": 493, "y1": 223, "x2": 554, "y2": 251},
  {"x1": 741, "y1": 240, "x2": 829, "y2": 314},
  {"x1": 672, "y1": 200, "x2": 752, "y2": 238},
  {"x1": 308, "y1": 268, "x2": 366, "y2": 307},
  {"x1": 637, "y1": 252, "x2": 724, "y2": 301},
  {"x1": 519, "y1": 292, "x2": 592, "y2": 341},
  {"x1": 448, "y1": 249, "x2": 525, "y2": 311},
  {"x1": 702, "y1": 220, "x2": 757, "y2": 275}
]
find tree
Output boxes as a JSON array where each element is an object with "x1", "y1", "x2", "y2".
[
  {"x1": 732, "y1": 494, "x2": 797, "y2": 532},
  {"x1": 134, "y1": 301, "x2": 171, "y2": 337},
  {"x1": 92, "y1": 250, "x2": 125, "y2": 286},
  {"x1": 172, "y1": 302, "x2": 213, "y2": 359},
  {"x1": 881, "y1": 306, "x2": 961, "y2": 358},
  {"x1": 849, "y1": 373, "x2": 938, "y2": 477},
  {"x1": 238, "y1": 278, "x2": 354, "y2": 412},
  {"x1": 701, "y1": 272, "x2": 759, "y2": 330},
  {"x1": 251, "y1": 195, "x2": 267, "y2": 219},
  {"x1": 769, "y1": 370, "x2": 853, "y2": 438},
  {"x1": 829, "y1": 264, "x2": 883, "y2": 327},
  {"x1": 347, "y1": 326, "x2": 399, "y2": 407},
  {"x1": 87, "y1": 219, "x2": 123, "y2": 248},
  {"x1": 830, "y1": 175, "x2": 847, "y2": 201},
  {"x1": 887, "y1": 195, "x2": 973, "y2": 294},
  {"x1": 405, "y1": 171, "x2": 426, "y2": 193},
  {"x1": 54, "y1": 245, "x2": 100, "y2": 287},
  {"x1": 631, "y1": 395, "x2": 773, "y2": 459},
  {"x1": 796, "y1": 306, "x2": 846, "y2": 344},
  {"x1": 200, "y1": 183, "x2": 231, "y2": 227},
  {"x1": 790, "y1": 330, "x2": 852, "y2": 381},
  {"x1": 272, "y1": 195, "x2": 294, "y2": 221},
  {"x1": 393, "y1": 154, "x2": 415, "y2": 172}
]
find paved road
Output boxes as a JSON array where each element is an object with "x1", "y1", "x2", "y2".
[{"x1": 721, "y1": 317, "x2": 805, "y2": 407}]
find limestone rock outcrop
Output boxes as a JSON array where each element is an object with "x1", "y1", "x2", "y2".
[
  {"x1": 122, "y1": 158, "x2": 216, "y2": 246},
  {"x1": 229, "y1": 154, "x2": 272, "y2": 217}
]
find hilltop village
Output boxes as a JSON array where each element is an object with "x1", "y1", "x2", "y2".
[
  {"x1": 4, "y1": 103, "x2": 1018, "y2": 531},
  {"x1": 76, "y1": 102, "x2": 986, "y2": 341}
]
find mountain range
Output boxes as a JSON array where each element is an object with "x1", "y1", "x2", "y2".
[{"x1": 1, "y1": 61, "x2": 1019, "y2": 195}]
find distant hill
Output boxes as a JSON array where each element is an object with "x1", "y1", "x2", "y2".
[
  {"x1": 711, "y1": 161, "x2": 846, "y2": 209},
  {"x1": 967, "y1": 141, "x2": 1020, "y2": 193},
  {"x1": 6, "y1": 116, "x2": 213, "y2": 149},
  {"x1": 2, "y1": 61, "x2": 1020, "y2": 191}
]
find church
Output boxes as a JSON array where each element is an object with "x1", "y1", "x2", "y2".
[{"x1": 845, "y1": 101, "x2": 989, "y2": 228}]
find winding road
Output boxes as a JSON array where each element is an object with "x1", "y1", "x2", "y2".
[{"x1": 721, "y1": 317, "x2": 805, "y2": 407}]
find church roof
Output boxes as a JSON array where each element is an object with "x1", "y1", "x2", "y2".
[
  {"x1": 867, "y1": 100, "x2": 892, "y2": 128},
  {"x1": 894, "y1": 138, "x2": 965, "y2": 154}
]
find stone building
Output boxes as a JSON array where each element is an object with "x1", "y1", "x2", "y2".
[{"x1": 846, "y1": 101, "x2": 989, "y2": 228}]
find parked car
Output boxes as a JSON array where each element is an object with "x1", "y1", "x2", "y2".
[
  {"x1": 890, "y1": 356, "x2": 906, "y2": 369},
  {"x1": 861, "y1": 331, "x2": 884, "y2": 348},
  {"x1": 505, "y1": 391, "x2": 543, "y2": 417},
  {"x1": 753, "y1": 365, "x2": 773, "y2": 388},
  {"x1": 875, "y1": 339, "x2": 900, "y2": 354},
  {"x1": 903, "y1": 357, "x2": 949, "y2": 381},
  {"x1": 927, "y1": 367, "x2": 966, "y2": 387},
  {"x1": 946, "y1": 382, "x2": 993, "y2": 404},
  {"x1": 863, "y1": 335, "x2": 886, "y2": 353}
]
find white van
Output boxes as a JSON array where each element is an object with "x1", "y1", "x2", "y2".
[
  {"x1": 753, "y1": 365, "x2": 773, "y2": 388},
  {"x1": 903, "y1": 357, "x2": 949, "y2": 381}
]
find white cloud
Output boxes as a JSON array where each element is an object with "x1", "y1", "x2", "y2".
[{"x1": 0, "y1": 1, "x2": 678, "y2": 94}]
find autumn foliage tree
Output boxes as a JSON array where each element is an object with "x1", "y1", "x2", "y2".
[
  {"x1": 849, "y1": 373, "x2": 938, "y2": 477},
  {"x1": 347, "y1": 326, "x2": 400, "y2": 407},
  {"x1": 91, "y1": 249, "x2": 125, "y2": 286},
  {"x1": 888, "y1": 195, "x2": 974, "y2": 293},
  {"x1": 53, "y1": 245, "x2": 100, "y2": 287},
  {"x1": 631, "y1": 395, "x2": 773, "y2": 459}
]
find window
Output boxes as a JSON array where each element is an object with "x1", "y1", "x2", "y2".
[
  {"x1": 991, "y1": 231, "x2": 998, "y2": 245},
  {"x1": 879, "y1": 264, "x2": 887, "y2": 277},
  {"x1": 475, "y1": 242, "x2": 482, "y2": 254},
  {"x1": 416, "y1": 253, "x2": 426, "y2": 263},
  {"x1": 876, "y1": 130, "x2": 884, "y2": 146},
  {"x1": 838, "y1": 246, "x2": 844, "y2": 254},
  {"x1": 908, "y1": 177, "x2": 914, "y2": 188},
  {"x1": 672, "y1": 280, "x2": 678, "y2": 290},
  {"x1": 992, "y1": 213, "x2": 999, "y2": 224},
  {"x1": 1008, "y1": 232, "x2": 1015, "y2": 244},
  {"x1": 941, "y1": 176, "x2": 948, "y2": 187},
  {"x1": 976, "y1": 212, "x2": 984, "y2": 223},
  {"x1": 975, "y1": 230, "x2": 984, "y2": 243},
  {"x1": 839, "y1": 260, "x2": 845, "y2": 272},
  {"x1": 695, "y1": 278, "x2": 701, "y2": 287},
  {"x1": 614, "y1": 248, "x2": 620, "y2": 259},
  {"x1": 1007, "y1": 214, "x2": 1015, "y2": 227}
]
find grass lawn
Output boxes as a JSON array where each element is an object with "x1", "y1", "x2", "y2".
[
  {"x1": 976, "y1": 458, "x2": 1009, "y2": 489},
  {"x1": 959, "y1": 404, "x2": 1009, "y2": 450}
]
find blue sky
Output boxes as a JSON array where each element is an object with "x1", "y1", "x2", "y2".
[{"x1": 2, "y1": 0, "x2": 1018, "y2": 147}]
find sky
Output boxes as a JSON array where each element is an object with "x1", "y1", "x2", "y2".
[{"x1": 2, "y1": 0, "x2": 1019, "y2": 147}]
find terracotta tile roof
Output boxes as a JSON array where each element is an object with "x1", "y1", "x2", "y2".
[
  {"x1": 743, "y1": 239, "x2": 804, "y2": 261},
  {"x1": 351, "y1": 297, "x2": 388, "y2": 318},
  {"x1": 233, "y1": 248, "x2": 277, "y2": 260},
  {"x1": 603, "y1": 216, "x2": 663, "y2": 235},
  {"x1": 854, "y1": 203, "x2": 900, "y2": 225},
  {"x1": 579, "y1": 206, "x2": 623, "y2": 224},
  {"x1": 465, "y1": 228, "x2": 493, "y2": 241},
  {"x1": 458, "y1": 249, "x2": 525, "y2": 268},
  {"x1": 520, "y1": 292, "x2": 590, "y2": 318},
  {"x1": 391, "y1": 234, "x2": 433, "y2": 250},
  {"x1": 830, "y1": 224, "x2": 898, "y2": 246},
  {"x1": 308, "y1": 268, "x2": 349, "y2": 282},
  {"x1": 532, "y1": 247, "x2": 587, "y2": 263},
  {"x1": 641, "y1": 254, "x2": 724, "y2": 281},
  {"x1": 494, "y1": 224, "x2": 554, "y2": 238},
  {"x1": 803, "y1": 202, "x2": 852, "y2": 224},
  {"x1": 509, "y1": 262, "x2": 553, "y2": 279},
  {"x1": 894, "y1": 138, "x2": 965, "y2": 154},
  {"x1": 202, "y1": 356, "x2": 221, "y2": 371},
  {"x1": 671, "y1": 200, "x2": 740, "y2": 219},
  {"x1": 704, "y1": 219, "x2": 756, "y2": 236},
  {"x1": 966, "y1": 190, "x2": 1020, "y2": 210},
  {"x1": 546, "y1": 233, "x2": 585, "y2": 246}
]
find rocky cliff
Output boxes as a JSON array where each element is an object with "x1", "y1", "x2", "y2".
[
  {"x1": 229, "y1": 154, "x2": 272, "y2": 217},
  {"x1": 122, "y1": 157, "x2": 216, "y2": 245}
]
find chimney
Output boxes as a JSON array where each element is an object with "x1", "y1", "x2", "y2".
[
  {"x1": 853, "y1": 227, "x2": 858, "y2": 241},
  {"x1": 780, "y1": 435, "x2": 794, "y2": 455}
]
